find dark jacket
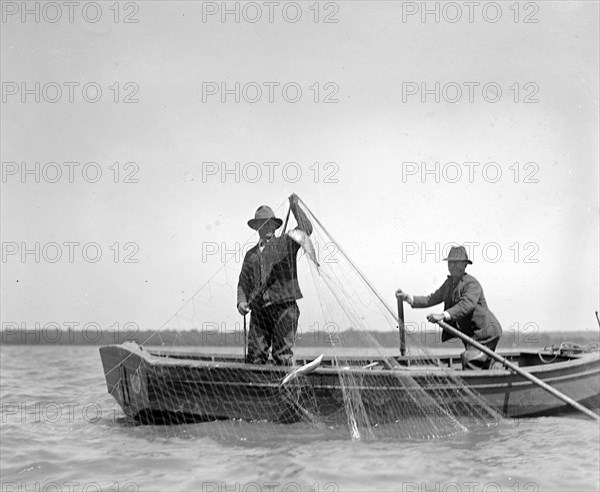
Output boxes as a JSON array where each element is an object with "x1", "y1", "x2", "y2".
[
  {"x1": 412, "y1": 273, "x2": 502, "y2": 342},
  {"x1": 237, "y1": 236, "x2": 302, "y2": 309},
  {"x1": 237, "y1": 207, "x2": 313, "y2": 310}
]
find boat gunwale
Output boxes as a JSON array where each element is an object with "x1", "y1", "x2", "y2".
[{"x1": 101, "y1": 343, "x2": 600, "y2": 380}]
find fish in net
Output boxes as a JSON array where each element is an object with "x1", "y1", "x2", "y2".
[{"x1": 96, "y1": 196, "x2": 504, "y2": 441}]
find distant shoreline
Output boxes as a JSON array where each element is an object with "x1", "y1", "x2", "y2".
[{"x1": 1, "y1": 329, "x2": 598, "y2": 349}]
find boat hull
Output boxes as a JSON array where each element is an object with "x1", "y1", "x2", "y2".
[{"x1": 99, "y1": 344, "x2": 600, "y2": 424}]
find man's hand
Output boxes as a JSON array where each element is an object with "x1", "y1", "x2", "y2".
[
  {"x1": 427, "y1": 313, "x2": 445, "y2": 323},
  {"x1": 289, "y1": 193, "x2": 299, "y2": 206},
  {"x1": 237, "y1": 301, "x2": 250, "y2": 316},
  {"x1": 395, "y1": 289, "x2": 412, "y2": 304}
]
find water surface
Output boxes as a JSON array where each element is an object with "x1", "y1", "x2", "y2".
[{"x1": 1, "y1": 346, "x2": 598, "y2": 492}]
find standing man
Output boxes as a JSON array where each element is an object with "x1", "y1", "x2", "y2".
[
  {"x1": 237, "y1": 193, "x2": 313, "y2": 365},
  {"x1": 396, "y1": 246, "x2": 502, "y2": 370}
]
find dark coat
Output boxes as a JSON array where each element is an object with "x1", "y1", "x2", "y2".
[
  {"x1": 412, "y1": 273, "x2": 502, "y2": 342},
  {"x1": 237, "y1": 235, "x2": 303, "y2": 310}
]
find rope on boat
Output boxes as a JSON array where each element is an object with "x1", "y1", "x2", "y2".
[{"x1": 538, "y1": 341, "x2": 600, "y2": 363}]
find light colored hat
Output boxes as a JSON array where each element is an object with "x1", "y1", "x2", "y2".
[
  {"x1": 443, "y1": 246, "x2": 473, "y2": 264},
  {"x1": 247, "y1": 205, "x2": 283, "y2": 230}
]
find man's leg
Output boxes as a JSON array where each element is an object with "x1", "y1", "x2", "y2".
[
  {"x1": 461, "y1": 337, "x2": 500, "y2": 370},
  {"x1": 272, "y1": 302, "x2": 300, "y2": 366},
  {"x1": 246, "y1": 308, "x2": 272, "y2": 364}
]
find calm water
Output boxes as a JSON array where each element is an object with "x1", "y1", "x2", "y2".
[{"x1": 1, "y1": 345, "x2": 599, "y2": 492}]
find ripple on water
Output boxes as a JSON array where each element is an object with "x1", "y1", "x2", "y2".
[{"x1": 1, "y1": 346, "x2": 599, "y2": 491}]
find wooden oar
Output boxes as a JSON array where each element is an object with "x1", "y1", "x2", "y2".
[
  {"x1": 242, "y1": 314, "x2": 247, "y2": 361},
  {"x1": 436, "y1": 320, "x2": 600, "y2": 421},
  {"x1": 397, "y1": 296, "x2": 406, "y2": 357},
  {"x1": 280, "y1": 354, "x2": 324, "y2": 386}
]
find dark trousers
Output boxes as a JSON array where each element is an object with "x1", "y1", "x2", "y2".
[
  {"x1": 461, "y1": 337, "x2": 500, "y2": 370},
  {"x1": 246, "y1": 301, "x2": 299, "y2": 366}
]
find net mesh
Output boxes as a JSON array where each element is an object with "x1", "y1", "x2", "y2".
[{"x1": 98, "y1": 196, "x2": 503, "y2": 440}]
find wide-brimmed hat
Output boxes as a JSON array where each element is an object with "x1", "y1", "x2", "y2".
[
  {"x1": 443, "y1": 246, "x2": 473, "y2": 264},
  {"x1": 247, "y1": 205, "x2": 283, "y2": 230}
]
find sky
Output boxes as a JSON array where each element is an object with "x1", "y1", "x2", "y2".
[{"x1": 1, "y1": 1, "x2": 599, "y2": 341}]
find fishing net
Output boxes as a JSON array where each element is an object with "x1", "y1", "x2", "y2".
[{"x1": 98, "y1": 196, "x2": 503, "y2": 440}]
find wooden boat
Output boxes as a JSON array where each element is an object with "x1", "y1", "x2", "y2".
[{"x1": 99, "y1": 342, "x2": 600, "y2": 424}]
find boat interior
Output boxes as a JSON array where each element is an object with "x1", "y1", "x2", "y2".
[{"x1": 143, "y1": 346, "x2": 582, "y2": 371}]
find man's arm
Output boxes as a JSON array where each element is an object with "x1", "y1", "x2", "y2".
[
  {"x1": 237, "y1": 280, "x2": 248, "y2": 306},
  {"x1": 289, "y1": 193, "x2": 313, "y2": 235},
  {"x1": 237, "y1": 253, "x2": 252, "y2": 314},
  {"x1": 411, "y1": 279, "x2": 449, "y2": 308}
]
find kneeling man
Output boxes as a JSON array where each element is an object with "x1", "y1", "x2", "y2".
[{"x1": 396, "y1": 246, "x2": 502, "y2": 370}]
